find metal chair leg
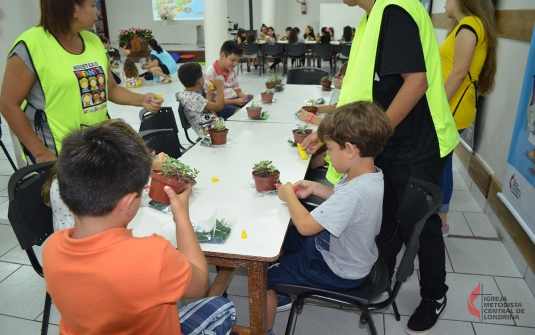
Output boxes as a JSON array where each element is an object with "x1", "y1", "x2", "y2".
[
  {"x1": 285, "y1": 299, "x2": 304, "y2": 335},
  {"x1": 41, "y1": 292, "x2": 52, "y2": 335},
  {"x1": 0, "y1": 140, "x2": 17, "y2": 171}
]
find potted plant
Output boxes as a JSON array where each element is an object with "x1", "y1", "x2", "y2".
[
  {"x1": 261, "y1": 89, "x2": 275, "y2": 103},
  {"x1": 273, "y1": 75, "x2": 283, "y2": 86},
  {"x1": 252, "y1": 160, "x2": 280, "y2": 192},
  {"x1": 265, "y1": 77, "x2": 277, "y2": 89},
  {"x1": 246, "y1": 101, "x2": 262, "y2": 119},
  {"x1": 150, "y1": 155, "x2": 199, "y2": 205},
  {"x1": 292, "y1": 124, "x2": 313, "y2": 144},
  {"x1": 321, "y1": 76, "x2": 332, "y2": 89},
  {"x1": 208, "y1": 119, "x2": 228, "y2": 145},
  {"x1": 301, "y1": 99, "x2": 318, "y2": 114}
]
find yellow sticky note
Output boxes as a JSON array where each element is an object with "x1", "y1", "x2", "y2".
[
  {"x1": 212, "y1": 177, "x2": 219, "y2": 182},
  {"x1": 296, "y1": 143, "x2": 308, "y2": 160},
  {"x1": 241, "y1": 229, "x2": 248, "y2": 239}
]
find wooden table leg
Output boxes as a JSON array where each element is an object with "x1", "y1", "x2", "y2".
[{"x1": 247, "y1": 261, "x2": 268, "y2": 335}]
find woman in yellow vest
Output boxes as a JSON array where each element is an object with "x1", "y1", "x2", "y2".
[
  {"x1": 0, "y1": 0, "x2": 163, "y2": 164},
  {"x1": 438, "y1": 0, "x2": 497, "y2": 237}
]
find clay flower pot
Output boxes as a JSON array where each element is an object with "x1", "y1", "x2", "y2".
[
  {"x1": 292, "y1": 129, "x2": 313, "y2": 144},
  {"x1": 301, "y1": 106, "x2": 318, "y2": 114},
  {"x1": 149, "y1": 171, "x2": 191, "y2": 205},
  {"x1": 265, "y1": 82, "x2": 277, "y2": 89},
  {"x1": 261, "y1": 93, "x2": 274, "y2": 103},
  {"x1": 275, "y1": 80, "x2": 282, "y2": 86},
  {"x1": 252, "y1": 171, "x2": 280, "y2": 193},
  {"x1": 321, "y1": 81, "x2": 332, "y2": 89},
  {"x1": 209, "y1": 128, "x2": 228, "y2": 145},
  {"x1": 246, "y1": 107, "x2": 263, "y2": 119}
]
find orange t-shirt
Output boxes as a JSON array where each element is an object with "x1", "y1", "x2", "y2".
[{"x1": 43, "y1": 227, "x2": 192, "y2": 335}]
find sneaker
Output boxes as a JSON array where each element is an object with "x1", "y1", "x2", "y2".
[
  {"x1": 441, "y1": 224, "x2": 450, "y2": 238},
  {"x1": 276, "y1": 294, "x2": 293, "y2": 312},
  {"x1": 406, "y1": 296, "x2": 447, "y2": 335}
]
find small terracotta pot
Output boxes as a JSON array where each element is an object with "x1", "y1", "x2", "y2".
[
  {"x1": 301, "y1": 106, "x2": 318, "y2": 114},
  {"x1": 209, "y1": 128, "x2": 228, "y2": 145},
  {"x1": 275, "y1": 80, "x2": 282, "y2": 86},
  {"x1": 261, "y1": 93, "x2": 274, "y2": 103},
  {"x1": 149, "y1": 171, "x2": 191, "y2": 205},
  {"x1": 252, "y1": 171, "x2": 280, "y2": 193},
  {"x1": 321, "y1": 81, "x2": 332, "y2": 89},
  {"x1": 246, "y1": 107, "x2": 262, "y2": 119},
  {"x1": 292, "y1": 129, "x2": 313, "y2": 144},
  {"x1": 265, "y1": 82, "x2": 276, "y2": 89}
]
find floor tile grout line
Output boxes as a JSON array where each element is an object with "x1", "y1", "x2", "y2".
[
  {"x1": 492, "y1": 275, "x2": 519, "y2": 326},
  {"x1": 461, "y1": 211, "x2": 477, "y2": 236},
  {"x1": 0, "y1": 244, "x2": 19, "y2": 258},
  {"x1": 445, "y1": 243, "x2": 455, "y2": 273},
  {"x1": 0, "y1": 263, "x2": 22, "y2": 284}
]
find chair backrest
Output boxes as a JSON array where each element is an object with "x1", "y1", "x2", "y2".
[
  {"x1": 139, "y1": 129, "x2": 182, "y2": 159},
  {"x1": 8, "y1": 162, "x2": 55, "y2": 252},
  {"x1": 287, "y1": 43, "x2": 306, "y2": 57},
  {"x1": 311, "y1": 43, "x2": 331, "y2": 57},
  {"x1": 176, "y1": 100, "x2": 191, "y2": 132},
  {"x1": 394, "y1": 177, "x2": 443, "y2": 283},
  {"x1": 263, "y1": 43, "x2": 282, "y2": 56},
  {"x1": 138, "y1": 107, "x2": 179, "y2": 134},
  {"x1": 241, "y1": 42, "x2": 258, "y2": 56},
  {"x1": 339, "y1": 43, "x2": 352, "y2": 58},
  {"x1": 286, "y1": 67, "x2": 329, "y2": 85}
]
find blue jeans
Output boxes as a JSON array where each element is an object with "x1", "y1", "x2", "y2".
[
  {"x1": 438, "y1": 130, "x2": 464, "y2": 213},
  {"x1": 179, "y1": 296, "x2": 236, "y2": 335},
  {"x1": 217, "y1": 105, "x2": 240, "y2": 120}
]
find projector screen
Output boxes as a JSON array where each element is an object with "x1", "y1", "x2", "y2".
[{"x1": 152, "y1": 0, "x2": 204, "y2": 21}]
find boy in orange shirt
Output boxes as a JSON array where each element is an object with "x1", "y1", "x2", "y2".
[{"x1": 42, "y1": 119, "x2": 235, "y2": 335}]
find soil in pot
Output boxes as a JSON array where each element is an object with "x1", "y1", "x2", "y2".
[
  {"x1": 292, "y1": 129, "x2": 313, "y2": 144},
  {"x1": 149, "y1": 171, "x2": 191, "y2": 205},
  {"x1": 301, "y1": 106, "x2": 318, "y2": 114},
  {"x1": 246, "y1": 107, "x2": 262, "y2": 119},
  {"x1": 261, "y1": 93, "x2": 274, "y2": 103},
  {"x1": 252, "y1": 171, "x2": 280, "y2": 193},
  {"x1": 266, "y1": 83, "x2": 277, "y2": 89},
  {"x1": 321, "y1": 81, "x2": 332, "y2": 89},
  {"x1": 209, "y1": 128, "x2": 228, "y2": 145}
]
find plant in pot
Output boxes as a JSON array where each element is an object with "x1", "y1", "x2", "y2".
[
  {"x1": 273, "y1": 75, "x2": 283, "y2": 86},
  {"x1": 208, "y1": 119, "x2": 228, "y2": 145},
  {"x1": 301, "y1": 99, "x2": 318, "y2": 114},
  {"x1": 320, "y1": 76, "x2": 332, "y2": 89},
  {"x1": 292, "y1": 124, "x2": 313, "y2": 144},
  {"x1": 252, "y1": 160, "x2": 280, "y2": 193},
  {"x1": 150, "y1": 155, "x2": 199, "y2": 205},
  {"x1": 246, "y1": 101, "x2": 262, "y2": 119},
  {"x1": 260, "y1": 89, "x2": 275, "y2": 103},
  {"x1": 265, "y1": 77, "x2": 277, "y2": 89}
]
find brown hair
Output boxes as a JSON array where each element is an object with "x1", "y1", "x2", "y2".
[
  {"x1": 317, "y1": 101, "x2": 393, "y2": 158},
  {"x1": 123, "y1": 59, "x2": 139, "y2": 79},
  {"x1": 449, "y1": 0, "x2": 497, "y2": 96},
  {"x1": 339, "y1": 62, "x2": 348, "y2": 77},
  {"x1": 39, "y1": 0, "x2": 85, "y2": 37}
]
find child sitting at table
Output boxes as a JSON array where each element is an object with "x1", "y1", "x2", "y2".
[
  {"x1": 266, "y1": 101, "x2": 393, "y2": 335},
  {"x1": 177, "y1": 62, "x2": 224, "y2": 137},
  {"x1": 121, "y1": 59, "x2": 144, "y2": 88},
  {"x1": 42, "y1": 119, "x2": 236, "y2": 335},
  {"x1": 204, "y1": 40, "x2": 254, "y2": 119}
]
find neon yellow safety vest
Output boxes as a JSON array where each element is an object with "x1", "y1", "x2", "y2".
[
  {"x1": 326, "y1": 0, "x2": 459, "y2": 184},
  {"x1": 11, "y1": 27, "x2": 109, "y2": 155}
]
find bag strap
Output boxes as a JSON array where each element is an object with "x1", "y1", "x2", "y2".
[{"x1": 452, "y1": 71, "x2": 478, "y2": 117}]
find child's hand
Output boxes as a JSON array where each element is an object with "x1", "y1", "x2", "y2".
[
  {"x1": 299, "y1": 109, "x2": 311, "y2": 121},
  {"x1": 151, "y1": 152, "x2": 166, "y2": 170},
  {"x1": 143, "y1": 93, "x2": 163, "y2": 113},
  {"x1": 164, "y1": 185, "x2": 192, "y2": 221},
  {"x1": 293, "y1": 180, "x2": 314, "y2": 199},
  {"x1": 214, "y1": 78, "x2": 224, "y2": 89},
  {"x1": 334, "y1": 77, "x2": 343, "y2": 89},
  {"x1": 277, "y1": 182, "x2": 295, "y2": 202}
]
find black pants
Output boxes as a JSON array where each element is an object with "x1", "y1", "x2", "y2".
[{"x1": 375, "y1": 152, "x2": 450, "y2": 300}]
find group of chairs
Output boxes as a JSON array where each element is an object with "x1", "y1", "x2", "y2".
[{"x1": 240, "y1": 41, "x2": 352, "y2": 76}]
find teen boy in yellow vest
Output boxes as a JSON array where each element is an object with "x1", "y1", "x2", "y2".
[{"x1": 302, "y1": 1, "x2": 458, "y2": 334}]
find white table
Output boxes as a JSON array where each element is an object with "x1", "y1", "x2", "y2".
[{"x1": 129, "y1": 121, "x2": 312, "y2": 334}]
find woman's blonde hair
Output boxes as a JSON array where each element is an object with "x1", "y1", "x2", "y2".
[
  {"x1": 123, "y1": 59, "x2": 139, "y2": 79},
  {"x1": 449, "y1": 0, "x2": 497, "y2": 96}
]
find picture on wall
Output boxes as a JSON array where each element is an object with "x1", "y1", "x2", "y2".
[{"x1": 152, "y1": 0, "x2": 204, "y2": 21}]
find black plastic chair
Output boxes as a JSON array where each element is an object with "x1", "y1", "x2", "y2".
[
  {"x1": 138, "y1": 107, "x2": 186, "y2": 152},
  {"x1": 272, "y1": 177, "x2": 444, "y2": 335},
  {"x1": 286, "y1": 67, "x2": 329, "y2": 85},
  {"x1": 285, "y1": 43, "x2": 307, "y2": 74},
  {"x1": 334, "y1": 42, "x2": 352, "y2": 75},
  {"x1": 8, "y1": 161, "x2": 56, "y2": 335},
  {"x1": 262, "y1": 43, "x2": 283, "y2": 74},
  {"x1": 175, "y1": 97, "x2": 201, "y2": 146},
  {"x1": 310, "y1": 43, "x2": 332, "y2": 73},
  {"x1": 139, "y1": 129, "x2": 183, "y2": 159},
  {"x1": 0, "y1": 117, "x2": 17, "y2": 171},
  {"x1": 240, "y1": 42, "x2": 261, "y2": 75}
]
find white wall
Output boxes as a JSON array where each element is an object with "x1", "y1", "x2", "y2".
[{"x1": 0, "y1": 0, "x2": 40, "y2": 93}]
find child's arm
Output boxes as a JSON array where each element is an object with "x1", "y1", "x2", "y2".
[
  {"x1": 205, "y1": 78, "x2": 225, "y2": 112},
  {"x1": 278, "y1": 181, "x2": 333, "y2": 236},
  {"x1": 164, "y1": 186, "x2": 208, "y2": 298}
]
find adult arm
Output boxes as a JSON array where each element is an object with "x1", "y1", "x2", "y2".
[
  {"x1": 444, "y1": 28, "x2": 477, "y2": 101},
  {"x1": 385, "y1": 72, "x2": 428, "y2": 128},
  {"x1": 107, "y1": 68, "x2": 162, "y2": 112},
  {"x1": 0, "y1": 55, "x2": 57, "y2": 163}
]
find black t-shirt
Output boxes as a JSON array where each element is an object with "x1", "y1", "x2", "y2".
[{"x1": 373, "y1": 5, "x2": 439, "y2": 165}]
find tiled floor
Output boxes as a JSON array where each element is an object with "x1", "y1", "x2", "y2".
[{"x1": 1, "y1": 61, "x2": 534, "y2": 335}]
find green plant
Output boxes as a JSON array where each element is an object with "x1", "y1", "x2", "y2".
[
  {"x1": 321, "y1": 76, "x2": 332, "y2": 82},
  {"x1": 306, "y1": 99, "x2": 316, "y2": 106},
  {"x1": 212, "y1": 119, "x2": 227, "y2": 132},
  {"x1": 273, "y1": 75, "x2": 282, "y2": 82},
  {"x1": 295, "y1": 124, "x2": 309, "y2": 134},
  {"x1": 266, "y1": 77, "x2": 277, "y2": 84},
  {"x1": 249, "y1": 101, "x2": 261, "y2": 109},
  {"x1": 261, "y1": 89, "x2": 274, "y2": 95},
  {"x1": 253, "y1": 160, "x2": 278, "y2": 178},
  {"x1": 159, "y1": 155, "x2": 199, "y2": 182}
]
